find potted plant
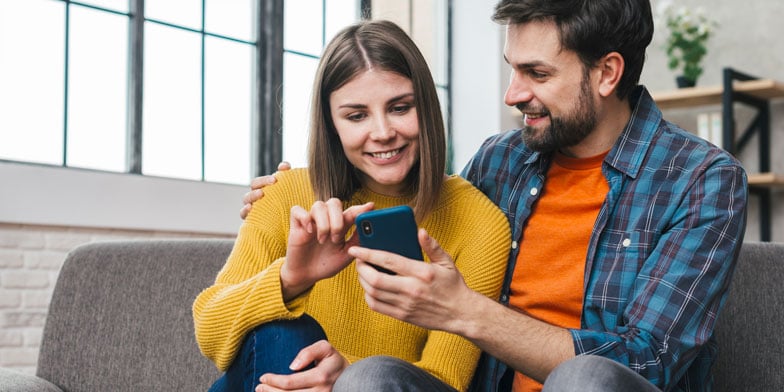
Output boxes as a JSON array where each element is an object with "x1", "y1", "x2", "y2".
[{"x1": 660, "y1": 4, "x2": 717, "y2": 88}]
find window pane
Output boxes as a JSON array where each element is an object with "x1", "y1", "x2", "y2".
[
  {"x1": 325, "y1": 0, "x2": 359, "y2": 42},
  {"x1": 76, "y1": 0, "x2": 128, "y2": 13},
  {"x1": 0, "y1": 0, "x2": 65, "y2": 165},
  {"x1": 205, "y1": 0, "x2": 254, "y2": 41},
  {"x1": 284, "y1": 0, "x2": 323, "y2": 56},
  {"x1": 67, "y1": 7, "x2": 128, "y2": 172},
  {"x1": 204, "y1": 37, "x2": 252, "y2": 185},
  {"x1": 282, "y1": 53, "x2": 319, "y2": 168},
  {"x1": 143, "y1": 24, "x2": 202, "y2": 180},
  {"x1": 145, "y1": 0, "x2": 202, "y2": 30}
]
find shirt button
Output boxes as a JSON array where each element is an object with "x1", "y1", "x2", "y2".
[
  {"x1": 511, "y1": 241, "x2": 518, "y2": 249},
  {"x1": 622, "y1": 238, "x2": 631, "y2": 247},
  {"x1": 530, "y1": 187, "x2": 538, "y2": 196}
]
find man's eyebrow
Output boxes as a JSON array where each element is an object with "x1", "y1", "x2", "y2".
[{"x1": 504, "y1": 53, "x2": 547, "y2": 69}]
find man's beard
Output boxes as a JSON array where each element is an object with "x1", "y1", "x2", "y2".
[{"x1": 519, "y1": 72, "x2": 598, "y2": 153}]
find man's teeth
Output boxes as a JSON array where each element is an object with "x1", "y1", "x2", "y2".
[
  {"x1": 525, "y1": 113, "x2": 544, "y2": 119},
  {"x1": 372, "y1": 148, "x2": 401, "y2": 159}
]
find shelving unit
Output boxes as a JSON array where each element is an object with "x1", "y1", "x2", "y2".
[{"x1": 652, "y1": 68, "x2": 784, "y2": 241}]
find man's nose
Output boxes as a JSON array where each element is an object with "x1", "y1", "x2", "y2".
[{"x1": 504, "y1": 72, "x2": 534, "y2": 107}]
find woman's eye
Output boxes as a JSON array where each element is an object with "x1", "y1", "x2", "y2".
[
  {"x1": 391, "y1": 104, "x2": 412, "y2": 114},
  {"x1": 347, "y1": 112, "x2": 366, "y2": 121}
]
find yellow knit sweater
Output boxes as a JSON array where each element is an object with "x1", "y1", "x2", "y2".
[{"x1": 193, "y1": 168, "x2": 511, "y2": 391}]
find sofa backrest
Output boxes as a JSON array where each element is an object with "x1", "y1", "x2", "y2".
[
  {"x1": 37, "y1": 239, "x2": 232, "y2": 391},
  {"x1": 35, "y1": 239, "x2": 784, "y2": 391},
  {"x1": 713, "y1": 241, "x2": 784, "y2": 391}
]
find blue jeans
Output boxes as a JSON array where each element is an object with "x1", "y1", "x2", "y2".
[{"x1": 208, "y1": 314, "x2": 327, "y2": 392}]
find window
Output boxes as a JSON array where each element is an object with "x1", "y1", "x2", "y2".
[
  {"x1": 282, "y1": 0, "x2": 360, "y2": 168},
  {"x1": 0, "y1": 0, "x2": 451, "y2": 184}
]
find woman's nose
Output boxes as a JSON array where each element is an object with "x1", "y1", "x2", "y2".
[{"x1": 370, "y1": 116, "x2": 395, "y2": 141}]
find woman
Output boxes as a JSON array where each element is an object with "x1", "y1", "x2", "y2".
[{"x1": 193, "y1": 20, "x2": 511, "y2": 392}]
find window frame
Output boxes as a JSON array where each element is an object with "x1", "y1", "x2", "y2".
[
  {"x1": 0, "y1": 0, "x2": 453, "y2": 236},
  {"x1": 1, "y1": 0, "x2": 453, "y2": 180}
]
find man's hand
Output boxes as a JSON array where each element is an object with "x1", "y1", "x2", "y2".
[
  {"x1": 351, "y1": 230, "x2": 575, "y2": 382},
  {"x1": 350, "y1": 229, "x2": 474, "y2": 333},
  {"x1": 241, "y1": 161, "x2": 292, "y2": 219},
  {"x1": 256, "y1": 340, "x2": 349, "y2": 392}
]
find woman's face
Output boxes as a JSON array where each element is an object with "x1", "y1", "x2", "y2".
[{"x1": 329, "y1": 69, "x2": 420, "y2": 196}]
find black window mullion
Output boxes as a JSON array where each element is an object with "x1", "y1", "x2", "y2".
[
  {"x1": 200, "y1": 0, "x2": 206, "y2": 181},
  {"x1": 252, "y1": 0, "x2": 283, "y2": 177},
  {"x1": 446, "y1": 0, "x2": 453, "y2": 173},
  {"x1": 360, "y1": 0, "x2": 371, "y2": 19},
  {"x1": 126, "y1": 0, "x2": 144, "y2": 174},
  {"x1": 63, "y1": 2, "x2": 70, "y2": 167}
]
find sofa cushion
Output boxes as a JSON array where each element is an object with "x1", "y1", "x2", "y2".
[
  {"x1": 713, "y1": 241, "x2": 784, "y2": 391},
  {"x1": 0, "y1": 368, "x2": 62, "y2": 392},
  {"x1": 36, "y1": 239, "x2": 231, "y2": 391}
]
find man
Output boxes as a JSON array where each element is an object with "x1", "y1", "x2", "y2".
[{"x1": 243, "y1": 1, "x2": 747, "y2": 390}]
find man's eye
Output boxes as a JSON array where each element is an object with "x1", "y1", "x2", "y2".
[{"x1": 530, "y1": 70, "x2": 547, "y2": 79}]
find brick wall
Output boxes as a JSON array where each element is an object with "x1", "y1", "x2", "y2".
[{"x1": 0, "y1": 222, "x2": 234, "y2": 374}]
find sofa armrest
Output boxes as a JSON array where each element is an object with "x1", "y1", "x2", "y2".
[{"x1": 0, "y1": 368, "x2": 63, "y2": 392}]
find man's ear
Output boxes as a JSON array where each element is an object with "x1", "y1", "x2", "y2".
[{"x1": 596, "y1": 52, "x2": 624, "y2": 98}]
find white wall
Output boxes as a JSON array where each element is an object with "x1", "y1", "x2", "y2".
[
  {"x1": 0, "y1": 161, "x2": 244, "y2": 235},
  {"x1": 450, "y1": 0, "x2": 516, "y2": 173}
]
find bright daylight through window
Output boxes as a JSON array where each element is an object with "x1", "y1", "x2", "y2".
[{"x1": 0, "y1": 0, "x2": 448, "y2": 184}]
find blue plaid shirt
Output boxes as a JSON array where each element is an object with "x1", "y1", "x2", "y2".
[{"x1": 463, "y1": 86, "x2": 747, "y2": 392}]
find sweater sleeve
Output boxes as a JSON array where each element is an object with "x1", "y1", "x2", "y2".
[
  {"x1": 412, "y1": 183, "x2": 512, "y2": 391},
  {"x1": 192, "y1": 170, "x2": 312, "y2": 371}
]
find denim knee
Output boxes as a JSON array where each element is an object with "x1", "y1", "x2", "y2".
[
  {"x1": 543, "y1": 355, "x2": 660, "y2": 392},
  {"x1": 216, "y1": 314, "x2": 327, "y2": 391},
  {"x1": 334, "y1": 356, "x2": 456, "y2": 392}
]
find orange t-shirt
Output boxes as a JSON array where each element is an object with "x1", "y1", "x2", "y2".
[{"x1": 509, "y1": 151, "x2": 609, "y2": 392}]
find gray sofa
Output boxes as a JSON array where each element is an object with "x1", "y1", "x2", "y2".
[
  {"x1": 0, "y1": 239, "x2": 229, "y2": 391},
  {"x1": 0, "y1": 239, "x2": 781, "y2": 391}
]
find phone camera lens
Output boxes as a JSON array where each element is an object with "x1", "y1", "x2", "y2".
[{"x1": 361, "y1": 221, "x2": 373, "y2": 235}]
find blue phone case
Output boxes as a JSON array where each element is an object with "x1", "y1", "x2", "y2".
[{"x1": 355, "y1": 205, "x2": 424, "y2": 261}]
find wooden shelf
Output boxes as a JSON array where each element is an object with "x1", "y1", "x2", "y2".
[
  {"x1": 652, "y1": 79, "x2": 784, "y2": 110},
  {"x1": 748, "y1": 172, "x2": 784, "y2": 188},
  {"x1": 653, "y1": 69, "x2": 783, "y2": 241}
]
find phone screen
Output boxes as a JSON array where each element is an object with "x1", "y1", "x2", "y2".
[{"x1": 355, "y1": 206, "x2": 423, "y2": 272}]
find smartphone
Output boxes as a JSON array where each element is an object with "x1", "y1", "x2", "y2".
[{"x1": 355, "y1": 205, "x2": 424, "y2": 273}]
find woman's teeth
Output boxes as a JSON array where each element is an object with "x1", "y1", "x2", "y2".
[{"x1": 372, "y1": 148, "x2": 401, "y2": 159}]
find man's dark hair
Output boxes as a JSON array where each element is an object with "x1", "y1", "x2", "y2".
[{"x1": 493, "y1": 0, "x2": 653, "y2": 99}]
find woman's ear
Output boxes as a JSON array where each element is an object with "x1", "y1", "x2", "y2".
[{"x1": 596, "y1": 52, "x2": 625, "y2": 98}]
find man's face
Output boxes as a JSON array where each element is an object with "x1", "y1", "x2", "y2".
[{"x1": 503, "y1": 21, "x2": 598, "y2": 154}]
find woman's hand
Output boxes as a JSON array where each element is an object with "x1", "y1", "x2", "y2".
[
  {"x1": 256, "y1": 340, "x2": 349, "y2": 392},
  {"x1": 280, "y1": 199, "x2": 374, "y2": 300}
]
